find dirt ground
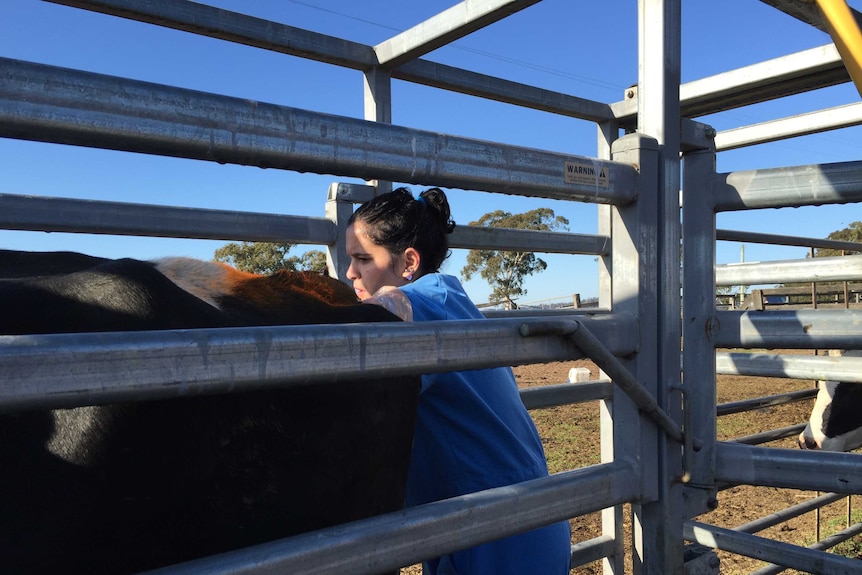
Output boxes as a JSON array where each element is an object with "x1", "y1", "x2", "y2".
[{"x1": 401, "y1": 352, "x2": 860, "y2": 574}]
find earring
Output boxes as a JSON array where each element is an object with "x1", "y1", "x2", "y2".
[{"x1": 406, "y1": 269, "x2": 414, "y2": 281}]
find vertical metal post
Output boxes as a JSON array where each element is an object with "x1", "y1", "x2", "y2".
[
  {"x1": 597, "y1": 119, "x2": 617, "y2": 311},
  {"x1": 609, "y1": 133, "x2": 661, "y2": 575},
  {"x1": 596, "y1": 118, "x2": 624, "y2": 573},
  {"x1": 325, "y1": 183, "x2": 378, "y2": 283},
  {"x1": 810, "y1": 247, "x2": 818, "y2": 309},
  {"x1": 681, "y1": 145, "x2": 720, "y2": 511},
  {"x1": 634, "y1": 0, "x2": 684, "y2": 573},
  {"x1": 364, "y1": 68, "x2": 393, "y2": 196}
]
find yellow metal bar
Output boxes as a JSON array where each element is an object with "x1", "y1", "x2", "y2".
[{"x1": 816, "y1": 0, "x2": 862, "y2": 97}]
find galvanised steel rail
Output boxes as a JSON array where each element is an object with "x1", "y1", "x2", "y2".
[
  {"x1": 611, "y1": 44, "x2": 850, "y2": 122},
  {"x1": 709, "y1": 309, "x2": 862, "y2": 349},
  {"x1": 144, "y1": 460, "x2": 639, "y2": 575},
  {"x1": 729, "y1": 425, "x2": 806, "y2": 446},
  {"x1": 684, "y1": 520, "x2": 862, "y2": 575},
  {"x1": 716, "y1": 352, "x2": 862, "y2": 383},
  {"x1": 0, "y1": 193, "x2": 608, "y2": 256},
  {"x1": 717, "y1": 390, "x2": 818, "y2": 417},
  {"x1": 716, "y1": 228, "x2": 862, "y2": 252},
  {"x1": 45, "y1": 0, "x2": 617, "y2": 123},
  {"x1": 749, "y1": 523, "x2": 862, "y2": 575},
  {"x1": 0, "y1": 193, "x2": 339, "y2": 245},
  {"x1": 714, "y1": 102, "x2": 862, "y2": 151},
  {"x1": 0, "y1": 314, "x2": 637, "y2": 412},
  {"x1": 735, "y1": 492, "x2": 849, "y2": 534},
  {"x1": 520, "y1": 380, "x2": 613, "y2": 410},
  {"x1": 712, "y1": 160, "x2": 862, "y2": 211},
  {"x1": 0, "y1": 58, "x2": 638, "y2": 204},
  {"x1": 716, "y1": 254, "x2": 862, "y2": 286},
  {"x1": 715, "y1": 442, "x2": 862, "y2": 494}
]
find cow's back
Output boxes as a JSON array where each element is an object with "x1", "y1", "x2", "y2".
[{"x1": 0, "y1": 250, "x2": 419, "y2": 574}]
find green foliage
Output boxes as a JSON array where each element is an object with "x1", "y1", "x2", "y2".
[
  {"x1": 296, "y1": 249, "x2": 328, "y2": 273},
  {"x1": 460, "y1": 208, "x2": 569, "y2": 307},
  {"x1": 213, "y1": 241, "x2": 327, "y2": 274},
  {"x1": 815, "y1": 221, "x2": 862, "y2": 257}
]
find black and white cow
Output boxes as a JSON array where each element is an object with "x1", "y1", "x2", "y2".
[
  {"x1": 798, "y1": 350, "x2": 862, "y2": 452},
  {"x1": 0, "y1": 249, "x2": 420, "y2": 574}
]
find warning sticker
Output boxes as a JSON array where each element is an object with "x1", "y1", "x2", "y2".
[{"x1": 564, "y1": 161, "x2": 609, "y2": 188}]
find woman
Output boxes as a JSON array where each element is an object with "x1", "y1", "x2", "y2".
[{"x1": 345, "y1": 187, "x2": 571, "y2": 575}]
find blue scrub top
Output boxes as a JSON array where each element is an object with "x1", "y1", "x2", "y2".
[{"x1": 398, "y1": 274, "x2": 571, "y2": 575}]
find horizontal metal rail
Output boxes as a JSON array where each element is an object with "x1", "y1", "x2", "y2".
[
  {"x1": 735, "y1": 492, "x2": 848, "y2": 534},
  {"x1": 714, "y1": 101, "x2": 862, "y2": 151},
  {"x1": 0, "y1": 192, "x2": 607, "y2": 256},
  {"x1": 750, "y1": 521, "x2": 862, "y2": 575},
  {"x1": 329, "y1": 182, "x2": 610, "y2": 256},
  {"x1": 713, "y1": 160, "x2": 862, "y2": 211},
  {"x1": 372, "y1": 0, "x2": 541, "y2": 68},
  {"x1": 569, "y1": 535, "x2": 616, "y2": 571},
  {"x1": 520, "y1": 380, "x2": 613, "y2": 410},
  {"x1": 716, "y1": 351, "x2": 862, "y2": 383},
  {"x1": 715, "y1": 442, "x2": 862, "y2": 493},
  {"x1": 485, "y1": 307, "x2": 609, "y2": 318},
  {"x1": 684, "y1": 520, "x2": 862, "y2": 575},
  {"x1": 397, "y1": 58, "x2": 615, "y2": 122},
  {"x1": 0, "y1": 314, "x2": 637, "y2": 412},
  {"x1": 716, "y1": 254, "x2": 862, "y2": 286},
  {"x1": 716, "y1": 228, "x2": 862, "y2": 252},
  {"x1": 717, "y1": 389, "x2": 817, "y2": 416},
  {"x1": 50, "y1": 0, "x2": 381, "y2": 69},
  {"x1": 611, "y1": 43, "x2": 849, "y2": 121},
  {"x1": 711, "y1": 309, "x2": 862, "y2": 349},
  {"x1": 143, "y1": 460, "x2": 639, "y2": 575},
  {"x1": 729, "y1": 424, "x2": 806, "y2": 446},
  {"x1": 0, "y1": 58, "x2": 638, "y2": 203},
  {"x1": 0, "y1": 193, "x2": 337, "y2": 244},
  {"x1": 451, "y1": 224, "x2": 610, "y2": 256},
  {"x1": 46, "y1": 0, "x2": 616, "y2": 123}
]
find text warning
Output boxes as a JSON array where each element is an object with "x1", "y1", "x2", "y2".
[{"x1": 564, "y1": 161, "x2": 609, "y2": 188}]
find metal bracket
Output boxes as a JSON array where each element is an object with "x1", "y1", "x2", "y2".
[{"x1": 519, "y1": 318, "x2": 702, "y2": 454}]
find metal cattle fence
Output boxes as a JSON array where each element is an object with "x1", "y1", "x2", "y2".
[{"x1": 2, "y1": 1, "x2": 862, "y2": 574}]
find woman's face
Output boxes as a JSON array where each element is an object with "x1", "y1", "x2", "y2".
[{"x1": 345, "y1": 221, "x2": 410, "y2": 300}]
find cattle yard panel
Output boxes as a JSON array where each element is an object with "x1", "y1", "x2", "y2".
[
  {"x1": 0, "y1": 1, "x2": 652, "y2": 573},
  {"x1": 0, "y1": 316, "x2": 636, "y2": 412},
  {"x1": 681, "y1": 3, "x2": 862, "y2": 568},
  {"x1": 2, "y1": 1, "x2": 862, "y2": 574}
]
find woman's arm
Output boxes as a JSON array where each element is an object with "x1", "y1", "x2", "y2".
[{"x1": 364, "y1": 286, "x2": 413, "y2": 321}]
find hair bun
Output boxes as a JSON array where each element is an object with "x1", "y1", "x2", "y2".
[{"x1": 419, "y1": 188, "x2": 456, "y2": 234}]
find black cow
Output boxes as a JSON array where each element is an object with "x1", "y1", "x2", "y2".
[
  {"x1": 798, "y1": 350, "x2": 862, "y2": 451},
  {"x1": 0, "y1": 249, "x2": 420, "y2": 574}
]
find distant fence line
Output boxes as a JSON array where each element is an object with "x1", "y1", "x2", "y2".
[
  {"x1": 718, "y1": 282, "x2": 862, "y2": 310},
  {"x1": 477, "y1": 293, "x2": 600, "y2": 311}
]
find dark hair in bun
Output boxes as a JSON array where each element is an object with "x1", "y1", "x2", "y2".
[{"x1": 348, "y1": 187, "x2": 455, "y2": 274}]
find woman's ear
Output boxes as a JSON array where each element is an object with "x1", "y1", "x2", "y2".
[{"x1": 403, "y1": 247, "x2": 421, "y2": 279}]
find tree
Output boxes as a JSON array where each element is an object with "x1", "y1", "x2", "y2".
[
  {"x1": 213, "y1": 241, "x2": 327, "y2": 274},
  {"x1": 814, "y1": 221, "x2": 862, "y2": 257},
  {"x1": 297, "y1": 249, "x2": 328, "y2": 273},
  {"x1": 461, "y1": 208, "x2": 569, "y2": 307}
]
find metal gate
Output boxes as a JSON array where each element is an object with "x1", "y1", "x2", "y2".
[{"x1": 2, "y1": 1, "x2": 862, "y2": 574}]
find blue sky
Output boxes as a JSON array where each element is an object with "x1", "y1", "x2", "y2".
[{"x1": 2, "y1": 0, "x2": 861, "y2": 305}]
